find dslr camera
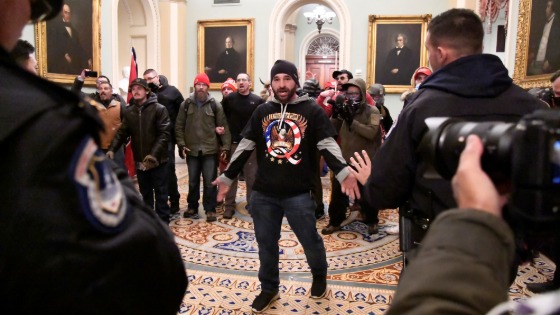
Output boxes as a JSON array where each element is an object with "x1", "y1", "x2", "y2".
[{"x1": 419, "y1": 109, "x2": 560, "y2": 232}]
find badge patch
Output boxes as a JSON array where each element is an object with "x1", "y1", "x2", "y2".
[{"x1": 71, "y1": 137, "x2": 127, "y2": 233}]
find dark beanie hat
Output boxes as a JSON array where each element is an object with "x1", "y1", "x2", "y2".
[{"x1": 270, "y1": 60, "x2": 300, "y2": 87}]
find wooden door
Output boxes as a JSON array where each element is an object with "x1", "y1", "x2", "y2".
[{"x1": 305, "y1": 55, "x2": 338, "y2": 89}]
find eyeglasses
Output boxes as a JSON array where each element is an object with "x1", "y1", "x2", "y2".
[
  {"x1": 337, "y1": 76, "x2": 347, "y2": 81},
  {"x1": 145, "y1": 76, "x2": 157, "y2": 81},
  {"x1": 345, "y1": 92, "x2": 360, "y2": 97}
]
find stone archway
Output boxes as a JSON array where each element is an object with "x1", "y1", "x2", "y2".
[
  {"x1": 269, "y1": 0, "x2": 350, "y2": 71},
  {"x1": 110, "y1": 0, "x2": 160, "y2": 85}
]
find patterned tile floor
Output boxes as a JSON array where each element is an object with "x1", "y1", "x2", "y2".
[{"x1": 170, "y1": 161, "x2": 555, "y2": 314}]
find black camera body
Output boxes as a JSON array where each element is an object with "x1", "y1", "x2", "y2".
[{"x1": 419, "y1": 109, "x2": 560, "y2": 231}]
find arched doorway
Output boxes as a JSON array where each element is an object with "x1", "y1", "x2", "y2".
[
  {"x1": 304, "y1": 34, "x2": 339, "y2": 88},
  {"x1": 269, "y1": 0, "x2": 350, "y2": 72}
]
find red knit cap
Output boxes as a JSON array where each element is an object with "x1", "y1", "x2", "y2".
[
  {"x1": 221, "y1": 78, "x2": 237, "y2": 92},
  {"x1": 194, "y1": 73, "x2": 210, "y2": 87}
]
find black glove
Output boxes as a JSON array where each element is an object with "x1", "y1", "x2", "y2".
[
  {"x1": 331, "y1": 94, "x2": 345, "y2": 119},
  {"x1": 178, "y1": 145, "x2": 186, "y2": 159},
  {"x1": 142, "y1": 155, "x2": 159, "y2": 170},
  {"x1": 341, "y1": 103, "x2": 355, "y2": 126}
]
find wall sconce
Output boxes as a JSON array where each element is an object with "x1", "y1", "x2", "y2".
[{"x1": 303, "y1": 5, "x2": 336, "y2": 34}]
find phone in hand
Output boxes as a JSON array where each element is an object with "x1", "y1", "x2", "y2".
[{"x1": 84, "y1": 70, "x2": 98, "y2": 78}]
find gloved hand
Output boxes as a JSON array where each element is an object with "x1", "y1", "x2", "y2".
[
  {"x1": 341, "y1": 103, "x2": 355, "y2": 126},
  {"x1": 142, "y1": 155, "x2": 159, "y2": 170},
  {"x1": 106, "y1": 151, "x2": 114, "y2": 159}
]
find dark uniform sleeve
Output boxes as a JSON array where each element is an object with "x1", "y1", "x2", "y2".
[
  {"x1": 0, "y1": 87, "x2": 186, "y2": 314},
  {"x1": 363, "y1": 106, "x2": 419, "y2": 210}
]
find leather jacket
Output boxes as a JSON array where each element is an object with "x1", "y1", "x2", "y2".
[{"x1": 110, "y1": 93, "x2": 170, "y2": 164}]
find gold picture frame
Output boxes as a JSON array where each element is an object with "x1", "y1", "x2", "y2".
[
  {"x1": 513, "y1": 0, "x2": 559, "y2": 89},
  {"x1": 197, "y1": 19, "x2": 254, "y2": 90},
  {"x1": 367, "y1": 15, "x2": 431, "y2": 94},
  {"x1": 35, "y1": 0, "x2": 101, "y2": 85}
]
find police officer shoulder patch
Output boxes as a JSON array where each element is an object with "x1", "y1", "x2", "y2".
[{"x1": 70, "y1": 136, "x2": 128, "y2": 233}]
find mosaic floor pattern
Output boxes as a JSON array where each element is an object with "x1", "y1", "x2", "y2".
[{"x1": 170, "y1": 162, "x2": 555, "y2": 314}]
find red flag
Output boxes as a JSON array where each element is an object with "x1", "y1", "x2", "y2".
[{"x1": 124, "y1": 47, "x2": 138, "y2": 177}]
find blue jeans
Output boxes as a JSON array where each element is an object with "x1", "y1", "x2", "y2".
[
  {"x1": 251, "y1": 191, "x2": 327, "y2": 293},
  {"x1": 136, "y1": 162, "x2": 170, "y2": 223},
  {"x1": 186, "y1": 153, "x2": 217, "y2": 213}
]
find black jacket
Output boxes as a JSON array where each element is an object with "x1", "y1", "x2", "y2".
[
  {"x1": 0, "y1": 47, "x2": 186, "y2": 314},
  {"x1": 155, "y1": 75, "x2": 184, "y2": 143},
  {"x1": 364, "y1": 54, "x2": 548, "y2": 218},
  {"x1": 110, "y1": 93, "x2": 170, "y2": 164}
]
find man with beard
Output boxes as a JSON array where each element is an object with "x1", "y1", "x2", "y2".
[
  {"x1": 221, "y1": 73, "x2": 262, "y2": 219},
  {"x1": 144, "y1": 69, "x2": 185, "y2": 214},
  {"x1": 93, "y1": 81, "x2": 126, "y2": 168},
  {"x1": 0, "y1": 1, "x2": 186, "y2": 312},
  {"x1": 176, "y1": 73, "x2": 231, "y2": 222},
  {"x1": 108, "y1": 78, "x2": 172, "y2": 223},
  {"x1": 213, "y1": 60, "x2": 360, "y2": 313}
]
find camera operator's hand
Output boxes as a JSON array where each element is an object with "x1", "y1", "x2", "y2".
[
  {"x1": 331, "y1": 94, "x2": 346, "y2": 119},
  {"x1": 349, "y1": 150, "x2": 371, "y2": 185},
  {"x1": 341, "y1": 102, "x2": 355, "y2": 126},
  {"x1": 452, "y1": 135, "x2": 508, "y2": 217}
]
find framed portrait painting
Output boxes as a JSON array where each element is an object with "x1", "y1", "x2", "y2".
[
  {"x1": 197, "y1": 19, "x2": 254, "y2": 90},
  {"x1": 513, "y1": 0, "x2": 560, "y2": 88},
  {"x1": 35, "y1": 0, "x2": 100, "y2": 85},
  {"x1": 367, "y1": 15, "x2": 431, "y2": 93}
]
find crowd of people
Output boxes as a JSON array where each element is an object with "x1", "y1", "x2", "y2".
[{"x1": 3, "y1": 1, "x2": 560, "y2": 314}]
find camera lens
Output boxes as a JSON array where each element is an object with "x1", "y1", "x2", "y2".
[{"x1": 419, "y1": 117, "x2": 515, "y2": 180}]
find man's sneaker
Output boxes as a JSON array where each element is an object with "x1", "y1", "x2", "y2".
[
  {"x1": 367, "y1": 223, "x2": 379, "y2": 235},
  {"x1": 206, "y1": 211, "x2": 217, "y2": 222},
  {"x1": 321, "y1": 225, "x2": 340, "y2": 235},
  {"x1": 223, "y1": 208, "x2": 234, "y2": 219},
  {"x1": 251, "y1": 291, "x2": 279, "y2": 313},
  {"x1": 315, "y1": 211, "x2": 326, "y2": 220},
  {"x1": 310, "y1": 276, "x2": 327, "y2": 299}
]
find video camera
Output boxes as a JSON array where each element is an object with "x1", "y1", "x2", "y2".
[{"x1": 419, "y1": 109, "x2": 560, "y2": 233}]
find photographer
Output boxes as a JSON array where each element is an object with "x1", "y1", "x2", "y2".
[
  {"x1": 322, "y1": 78, "x2": 382, "y2": 235},
  {"x1": 350, "y1": 136, "x2": 560, "y2": 314}
]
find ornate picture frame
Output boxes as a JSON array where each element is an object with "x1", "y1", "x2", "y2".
[
  {"x1": 367, "y1": 15, "x2": 431, "y2": 94},
  {"x1": 513, "y1": 0, "x2": 559, "y2": 89},
  {"x1": 197, "y1": 19, "x2": 254, "y2": 90},
  {"x1": 35, "y1": 0, "x2": 100, "y2": 85}
]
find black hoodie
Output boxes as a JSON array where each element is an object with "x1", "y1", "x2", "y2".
[
  {"x1": 363, "y1": 54, "x2": 547, "y2": 220},
  {"x1": 154, "y1": 75, "x2": 184, "y2": 141}
]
